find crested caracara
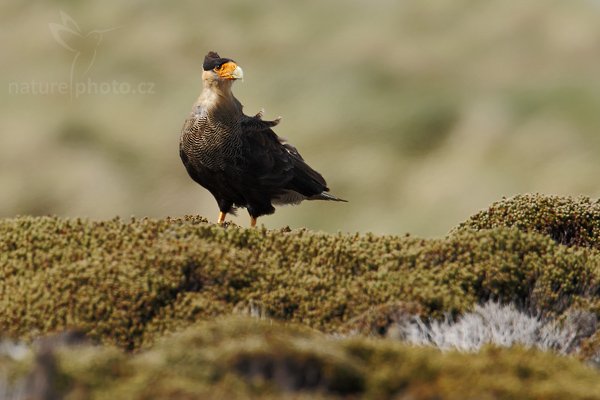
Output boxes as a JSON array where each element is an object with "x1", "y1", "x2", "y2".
[{"x1": 180, "y1": 51, "x2": 346, "y2": 227}]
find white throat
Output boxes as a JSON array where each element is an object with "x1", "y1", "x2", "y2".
[{"x1": 194, "y1": 71, "x2": 235, "y2": 114}]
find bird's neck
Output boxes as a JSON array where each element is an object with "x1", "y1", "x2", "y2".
[{"x1": 194, "y1": 79, "x2": 237, "y2": 116}]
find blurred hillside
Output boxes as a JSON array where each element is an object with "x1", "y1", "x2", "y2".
[{"x1": 2, "y1": 0, "x2": 600, "y2": 235}]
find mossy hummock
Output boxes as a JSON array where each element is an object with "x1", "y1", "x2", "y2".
[
  {"x1": 2, "y1": 194, "x2": 600, "y2": 398},
  {"x1": 1, "y1": 194, "x2": 600, "y2": 350}
]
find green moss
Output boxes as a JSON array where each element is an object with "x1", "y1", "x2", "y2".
[
  {"x1": 31, "y1": 318, "x2": 600, "y2": 399},
  {"x1": 1, "y1": 211, "x2": 599, "y2": 350},
  {"x1": 3, "y1": 195, "x2": 600, "y2": 397},
  {"x1": 56, "y1": 318, "x2": 361, "y2": 399},
  {"x1": 454, "y1": 194, "x2": 600, "y2": 249}
]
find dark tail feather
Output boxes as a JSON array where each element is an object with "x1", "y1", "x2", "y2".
[{"x1": 309, "y1": 191, "x2": 348, "y2": 202}]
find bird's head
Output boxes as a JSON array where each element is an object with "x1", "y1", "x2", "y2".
[{"x1": 202, "y1": 51, "x2": 244, "y2": 84}]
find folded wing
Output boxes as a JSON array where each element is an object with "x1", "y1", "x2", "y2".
[{"x1": 240, "y1": 114, "x2": 341, "y2": 204}]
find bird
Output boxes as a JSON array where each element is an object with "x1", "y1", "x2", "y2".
[{"x1": 180, "y1": 51, "x2": 346, "y2": 227}]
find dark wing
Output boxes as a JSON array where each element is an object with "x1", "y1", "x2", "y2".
[{"x1": 240, "y1": 114, "x2": 329, "y2": 199}]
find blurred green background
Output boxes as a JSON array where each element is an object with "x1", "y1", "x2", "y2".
[{"x1": 2, "y1": 0, "x2": 600, "y2": 236}]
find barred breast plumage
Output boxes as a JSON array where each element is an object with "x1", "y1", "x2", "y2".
[{"x1": 181, "y1": 109, "x2": 243, "y2": 170}]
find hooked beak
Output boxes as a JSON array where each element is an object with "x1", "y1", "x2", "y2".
[
  {"x1": 217, "y1": 61, "x2": 244, "y2": 81},
  {"x1": 231, "y1": 65, "x2": 244, "y2": 80}
]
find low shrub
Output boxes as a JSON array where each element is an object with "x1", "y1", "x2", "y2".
[
  {"x1": 454, "y1": 194, "x2": 600, "y2": 249},
  {"x1": 7, "y1": 318, "x2": 600, "y2": 400},
  {"x1": 1, "y1": 212, "x2": 599, "y2": 349}
]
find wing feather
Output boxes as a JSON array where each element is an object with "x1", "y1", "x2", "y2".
[{"x1": 240, "y1": 114, "x2": 328, "y2": 199}]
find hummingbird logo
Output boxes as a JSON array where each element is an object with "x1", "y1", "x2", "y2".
[{"x1": 49, "y1": 11, "x2": 116, "y2": 95}]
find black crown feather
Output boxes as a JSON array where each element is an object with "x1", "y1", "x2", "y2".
[{"x1": 203, "y1": 51, "x2": 233, "y2": 71}]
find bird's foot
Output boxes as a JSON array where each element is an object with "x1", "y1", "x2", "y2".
[
  {"x1": 250, "y1": 217, "x2": 257, "y2": 228},
  {"x1": 218, "y1": 212, "x2": 226, "y2": 225}
]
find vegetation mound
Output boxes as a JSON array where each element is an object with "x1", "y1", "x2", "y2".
[
  {"x1": 4, "y1": 318, "x2": 600, "y2": 400},
  {"x1": 1, "y1": 195, "x2": 599, "y2": 351},
  {"x1": 3, "y1": 194, "x2": 600, "y2": 398},
  {"x1": 454, "y1": 194, "x2": 600, "y2": 249}
]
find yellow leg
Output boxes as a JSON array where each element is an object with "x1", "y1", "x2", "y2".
[
  {"x1": 250, "y1": 217, "x2": 257, "y2": 228},
  {"x1": 218, "y1": 212, "x2": 226, "y2": 225}
]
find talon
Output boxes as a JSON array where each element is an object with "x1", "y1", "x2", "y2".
[{"x1": 218, "y1": 212, "x2": 226, "y2": 225}]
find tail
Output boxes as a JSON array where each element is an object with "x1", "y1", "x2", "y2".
[{"x1": 309, "y1": 191, "x2": 348, "y2": 202}]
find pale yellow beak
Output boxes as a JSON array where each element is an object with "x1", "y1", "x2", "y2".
[
  {"x1": 231, "y1": 65, "x2": 244, "y2": 80},
  {"x1": 216, "y1": 61, "x2": 244, "y2": 80}
]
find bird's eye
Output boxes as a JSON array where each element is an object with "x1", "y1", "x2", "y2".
[{"x1": 214, "y1": 65, "x2": 221, "y2": 71}]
